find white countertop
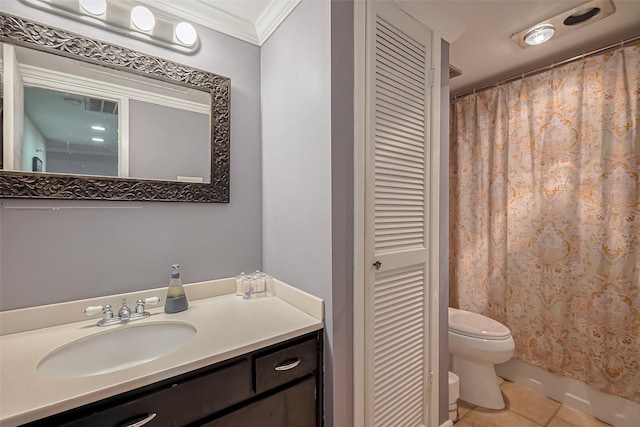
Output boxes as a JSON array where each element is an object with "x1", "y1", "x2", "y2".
[{"x1": 0, "y1": 278, "x2": 324, "y2": 426}]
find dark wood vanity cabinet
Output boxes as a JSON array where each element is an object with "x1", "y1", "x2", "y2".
[
  {"x1": 202, "y1": 377, "x2": 317, "y2": 427},
  {"x1": 22, "y1": 331, "x2": 323, "y2": 427}
]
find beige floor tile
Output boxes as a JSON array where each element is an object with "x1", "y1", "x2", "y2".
[
  {"x1": 458, "y1": 400, "x2": 475, "y2": 419},
  {"x1": 500, "y1": 381, "x2": 561, "y2": 425},
  {"x1": 455, "y1": 420, "x2": 474, "y2": 427},
  {"x1": 464, "y1": 407, "x2": 541, "y2": 427},
  {"x1": 555, "y1": 405, "x2": 612, "y2": 427},
  {"x1": 547, "y1": 417, "x2": 579, "y2": 427}
]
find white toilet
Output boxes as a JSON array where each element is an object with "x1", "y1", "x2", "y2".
[{"x1": 448, "y1": 307, "x2": 515, "y2": 410}]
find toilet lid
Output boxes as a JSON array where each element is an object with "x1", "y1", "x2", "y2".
[{"x1": 448, "y1": 307, "x2": 512, "y2": 340}]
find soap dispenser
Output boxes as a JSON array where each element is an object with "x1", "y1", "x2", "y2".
[{"x1": 164, "y1": 264, "x2": 189, "y2": 313}]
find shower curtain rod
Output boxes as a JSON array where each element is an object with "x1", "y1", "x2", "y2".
[{"x1": 453, "y1": 34, "x2": 640, "y2": 99}]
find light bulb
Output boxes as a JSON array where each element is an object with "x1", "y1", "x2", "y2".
[
  {"x1": 131, "y1": 6, "x2": 155, "y2": 32},
  {"x1": 175, "y1": 22, "x2": 197, "y2": 46},
  {"x1": 79, "y1": 0, "x2": 107, "y2": 16},
  {"x1": 524, "y1": 24, "x2": 555, "y2": 46}
]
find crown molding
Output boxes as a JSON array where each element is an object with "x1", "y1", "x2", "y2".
[
  {"x1": 137, "y1": 0, "x2": 300, "y2": 46},
  {"x1": 255, "y1": 0, "x2": 301, "y2": 45}
]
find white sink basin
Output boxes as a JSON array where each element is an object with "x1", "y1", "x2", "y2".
[{"x1": 37, "y1": 322, "x2": 197, "y2": 378}]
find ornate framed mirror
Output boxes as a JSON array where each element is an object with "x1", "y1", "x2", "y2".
[{"x1": 0, "y1": 12, "x2": 230, "y2": 203}]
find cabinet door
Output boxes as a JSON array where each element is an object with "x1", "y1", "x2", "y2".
[{"x1": 202, "y1": 377, "x2": 316, "y2": 427}]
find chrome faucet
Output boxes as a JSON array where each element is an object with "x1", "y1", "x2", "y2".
[
  {"x1": 118, "y1": 298, "x2": 131, "y2": 321},
  {"x1": 83, "y1": 297, "x2": 161, "y2": 326}
]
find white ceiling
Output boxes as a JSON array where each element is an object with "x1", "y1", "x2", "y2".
[
  {"x1": 404, "y1": 0, "x2": 640, "y2": 96},
  {"x1": 143, "y1": 0, "x2": 640, "y2": 96}
]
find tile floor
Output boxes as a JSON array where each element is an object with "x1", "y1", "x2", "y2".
[{"x1": 454, "y1": 378, "x2": 612, "y2": 427}]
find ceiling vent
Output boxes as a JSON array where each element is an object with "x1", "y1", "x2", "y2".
[
  {"x1": 85, "y1": 97, "x2": 118, "y2": 114},
  {"x1": 510, "y1": 0, "x2": 615, "y2": 48}
]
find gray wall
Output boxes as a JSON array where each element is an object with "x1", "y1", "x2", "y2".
[
  {"x1": 439, "y1": 40, "x2": 450, "y2": 426},
  {"x1": 260, "y1": 0, "x2": 335, "y2": 424},
  {"x1": 0, "y1": 1, "x2": 262, "y2": 310},
  {"x1": 330, "y1": 1, "x2": 354, "y2": 427}
]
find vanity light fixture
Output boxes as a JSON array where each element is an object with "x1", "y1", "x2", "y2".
[
  {"x1": 79, "y1": 0, "x2": 107, "y2": 16},
  {"x1": 91, "y1": 125, "x2": 106, "y2": 131},
  {"x1": 130, "y1": 5, "x2": 155, "y2": 32},
  {"x1": 524, "y1": 24, "x2": 555, "y2": 46},
  {"x1": 91, "y1": 137, "x2": 104, "y2": 142},
  {"x1": 21, "y1": 0, "x2": 200, "y2": 53}
]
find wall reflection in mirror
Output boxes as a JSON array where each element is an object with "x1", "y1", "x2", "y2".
[{"x1": 3, "y1": 43, "x2": 211, "y2": 183}]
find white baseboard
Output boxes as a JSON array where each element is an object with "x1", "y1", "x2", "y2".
[
  {"x1": 439, "y1": 420, "x2": 454, "y2": 427},
  {"x1": 496, "y1": 359, "x2": 640, "y2": 427}
]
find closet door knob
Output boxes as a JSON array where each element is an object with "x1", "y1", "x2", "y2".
[{"x1": 373, "y1": 261, "x2": 382, "y2": 270}]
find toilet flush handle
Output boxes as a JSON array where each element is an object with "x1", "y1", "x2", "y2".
[{"x1": 373, "y1": 261, "x2": 382, "y2": 270}]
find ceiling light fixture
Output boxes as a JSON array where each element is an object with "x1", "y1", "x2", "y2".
[
  {"x1": 79, "y1": 0, "x2": 107, "y2": 16},
  {"x1": 91, "y1": 125, "x2": 106, "y2": 131},
  {"x1": 511, "y1": 0, "x2": 615, "y2": 49},
  {"x1": 91, "y1": 137, "x2": 104, "y2": 142},
  {"x1": 524, "y1": 24, "x2": 555, "y2": 46},
  {"x1": 131, "y1": 5, "x2": 155, "y2": 32}
]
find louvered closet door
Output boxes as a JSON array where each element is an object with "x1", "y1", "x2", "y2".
[{"x1": 365, "y1": 2, "x2": 432, "y2": 426}]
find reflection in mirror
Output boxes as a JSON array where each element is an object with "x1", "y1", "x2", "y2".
[
  {"x1": 4, "y1": 43, "x2": 211, "y2": 183},
  {"x1": 0, "y1": 12, "x2": 230, "y2": 202},
  {"x1": 129, "y1": 100, "x2": 209, "y2": 183},
  {"x1": 23, "y1": 86, "x2": 120, "y2": 177}
]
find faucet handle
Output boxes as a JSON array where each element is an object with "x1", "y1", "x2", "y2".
[
  {"x1": 134, "y1": 296, "x2": 161, "y2": 315},
  {"x1": 83, "y1": 304, "x2": 112, "y2": 317},
  {"x1": 83, "y1": 304, "x2": 115, "y2": 326},
  {"x1": 82, "y1": 305, "x2": 104, "y2": 316},
  {"x1": 144, "y1": 296, "x2": 161, "y2": 305}
]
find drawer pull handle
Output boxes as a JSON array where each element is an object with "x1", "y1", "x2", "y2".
[
  {"x1": 275, "y1": 358, "x2": 301, "y2": 371},
  {"x1": 122, "y1": 413, "x2": 157, "y2": 427}
]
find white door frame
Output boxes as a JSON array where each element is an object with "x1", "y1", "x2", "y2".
[{"x1": 353, "y1": 1, "x2": 443, "y2": 426}]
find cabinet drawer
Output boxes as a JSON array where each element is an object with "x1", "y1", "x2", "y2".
[
  {"x1": 254, "y1": 337, "x2": 317, "y2": 394},
  {"x1": 41, "y1": 359, "x2": 253, "y2": 427}
]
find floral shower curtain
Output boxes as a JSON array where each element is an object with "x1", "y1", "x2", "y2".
[{"x1": 449, "y1": 45, "x2": 640, "y2": 403}]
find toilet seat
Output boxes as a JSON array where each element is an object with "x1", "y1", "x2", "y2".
[{"x1": 449, "y1": 307, "x2": 511, "y2": 340}]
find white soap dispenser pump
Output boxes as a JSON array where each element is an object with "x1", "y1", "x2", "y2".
[{"x1": 164, "y1": 264, "x2": 189, "y2": 313}]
